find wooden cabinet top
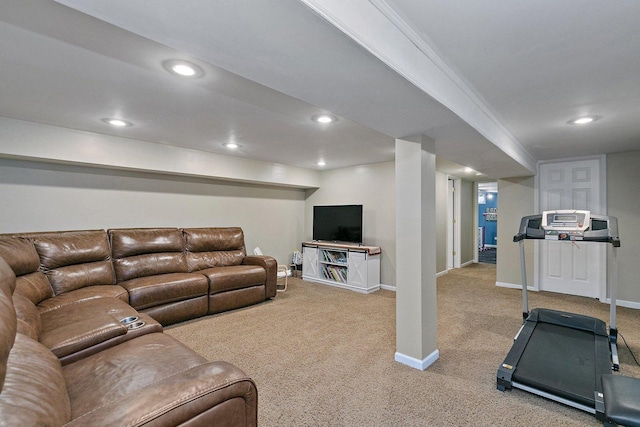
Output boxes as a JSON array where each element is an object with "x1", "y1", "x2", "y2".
[{"x1": 302, "y1": 241, "x2": 381, "y2": 255}]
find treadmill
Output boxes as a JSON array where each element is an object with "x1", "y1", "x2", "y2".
[{"x1": 496, "y1": 210, "x2": 620, "y2": 420}]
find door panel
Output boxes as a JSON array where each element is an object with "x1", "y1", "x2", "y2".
[
  {"x1": 547, "y1": 244, "x2": 562, "y2": 278},
  {"x1": 539, "y1": 158, "x2": 604, "y2": 298},
  {"x1": 573, "y1": 251, "x2": 588, "y2": 281},
  {"x1": 302, "y1": 246, "x2": 318, "y2": 278}
]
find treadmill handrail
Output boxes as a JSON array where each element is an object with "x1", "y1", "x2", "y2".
[{"x1": 514, "y1": 211, "x2": 621, "y2": 363}]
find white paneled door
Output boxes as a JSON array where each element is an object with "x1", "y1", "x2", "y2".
[{"x1": 539, "y1": 158, "x2": 605, "y2": 298}]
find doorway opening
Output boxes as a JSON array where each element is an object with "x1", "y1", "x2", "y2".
[{"x1": 478, "y1": 182, "x2": 497, "y2": 264}]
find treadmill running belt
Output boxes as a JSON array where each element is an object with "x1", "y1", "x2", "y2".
[{"x1": 513, "y1": 322, "x2": 597, "y2": 407}]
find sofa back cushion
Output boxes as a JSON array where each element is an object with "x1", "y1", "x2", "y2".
[
  {"x1": 12, "y1": 293, "x2": 41, "y2": 341},
  {"x1": 0, "y1": 258, "x2": 17, "y2": 392},
  {"x1": 31, "y1": 231, "x2": 115, "y2": 296},
  {"x1": 182, "y1": 227, "x2": 247, "y2": 271},
  {"x1": 0, "y1": 237, "x2": 53, "y2": 305},
  {"x1": 0, "y1": 237, "x2": 40, "y2": 277},
  {"x1": 109, "y1": 228, "x2": 188, "y2": 282}
]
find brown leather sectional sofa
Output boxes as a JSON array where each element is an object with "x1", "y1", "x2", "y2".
[{"x1": 0, "y1": 227, "x2": 277, "y2": 426}]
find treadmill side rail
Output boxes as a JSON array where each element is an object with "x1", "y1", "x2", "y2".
[{"x1": 497, "y1": 318, "x2": 536, "y2": 391}]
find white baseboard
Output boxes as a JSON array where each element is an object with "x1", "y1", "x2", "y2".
[
  {"x1": 603, "y1": 298, "x2": 640, "y2": 310},
  {"x1": 384, "y1": 270, "x2": 449, "y2": 290},
  {"x1": 496, "y1": 281, "x2": 536, "y2": 291},
  {"x1": 394, "y1": 349, "x2": 439, "y2": 371},
  {"x1": 461, "y1": 260, "x2": 474, "y2": 267},
  {"x1": 496, "y1": 281, "x2": 521, "y2": 289}
]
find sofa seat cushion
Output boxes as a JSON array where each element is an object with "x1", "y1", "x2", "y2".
[
  {"x1": 119, "y1": 273, "x2": 209, "y2": 310},
  {"x1": 63, "y1": 332, "x2": 257, "y2": 426},
  {"x1": 0, "y1": 333, "x2": 71, "y2": 426},
  {"x1": 65, "y1": 361, "x2": 258, "y2": 427},
  {"x1": 37, "y1": 285, "x2": 129, "y2": 314},
  {"x1": 200, "y1": 265, "x2": 266, "y2": 294},
  {"x1": 63, "y1": 332, "x2": 205, "y2": 419}
]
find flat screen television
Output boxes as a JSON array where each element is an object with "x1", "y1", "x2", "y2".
[{"x1": 313, "y1": 204, "x2": 363, "y2": 244}]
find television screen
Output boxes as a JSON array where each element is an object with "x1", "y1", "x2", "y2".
[{"x1": 313, "y1": 205, "x2": 363, "y2": 244}]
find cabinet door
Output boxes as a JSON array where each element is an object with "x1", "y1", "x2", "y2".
[
  {"x1": 347, "y1": 251, "x2": 367, "y2": 288},
  {"x1": 302, "y1": 246, "x2": 318, "y2": 278}
]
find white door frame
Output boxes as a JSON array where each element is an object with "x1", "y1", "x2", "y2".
[
  {"x1": 447, "y1": 177, "x2": 461, "y2": 269},
  {"x1": 535, "y1": 155, "x2": 607, "y2": 299}
]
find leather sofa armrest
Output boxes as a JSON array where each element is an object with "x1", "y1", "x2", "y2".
[
  {"x1": 243, "y1": 255, "x2": 277, "y2": 298},
  {"x1": 66, "y1": 361, "x2": 258, "y2": 427},
  {"x1": 40, "y1": 314, "x2": 127, "y2": 358},
  {"x1": 58, "y1": 313, "x2": 163, "y2": 366}
]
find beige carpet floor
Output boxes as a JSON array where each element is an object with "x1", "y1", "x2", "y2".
[{"x1": 166, "y1": 264, "x2": 640, "y2": 426}]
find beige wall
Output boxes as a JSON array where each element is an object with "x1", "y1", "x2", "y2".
[
  {"x1": 0, "y1": 158, "x2": 306, "y2": 267},
  {"x1": 2, "y1": 155, "x2": 480, "y2": 293},
  {"x1": 496, "y1": 176, "x2": 535, "y2": 287},
  {"x1": 2, "y1": 156, "x2": 466, "y2": 290},
  {"x1": 607, "y1": 151, "x2": 640, "y2": 305},
  {"x1": 304, "y1": 162, "x2": 396, "y2": 286}
]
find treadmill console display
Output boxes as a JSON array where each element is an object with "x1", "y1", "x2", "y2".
[{"x1": 541, "y1": 210, "x2": 590, "y2": 241}]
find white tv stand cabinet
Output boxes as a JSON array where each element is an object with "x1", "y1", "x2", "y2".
[{"x1": 301, "y1": 241, "x2": 381, "y2": 294}]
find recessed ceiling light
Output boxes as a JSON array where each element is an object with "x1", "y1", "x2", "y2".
[
  {"x1": 162, "y1": 59, "x2": 204, "y2": 78},
  {"x1": 312, "y1": 114, "x2": 337, "y2": 124},
  {"x1": 102, "y1": 118, "x2": 132, "y2": 127},
  {"x1": 223, "y1": 142, "x2": 240, "y2": 149},
  {"x1": 317, "y1": 161, "x2": 326, "y2": 167},
  {"x1": 464, "y1": 167, "x2": 474, "y2": 173},
  {"x1": 568, "y1": 116, "x2": 600, "y2": 125}
]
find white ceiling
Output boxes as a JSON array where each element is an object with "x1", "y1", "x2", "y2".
[{"x1": 2, "y1": 0, "x2": 639, "y2": 181}]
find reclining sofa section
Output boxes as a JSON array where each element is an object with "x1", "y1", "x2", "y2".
[
  {"x1": 0, "y1": 226, "x2": 273, "y2": 425},
  {"x1": 1, "y1": 226, "x2": 277, "y2": 326},
  {"x1": 0, "y1": 257, "x2": 258, "y2": 426}
]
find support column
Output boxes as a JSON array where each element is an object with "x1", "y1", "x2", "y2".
[{"x1": 395, "y1": 135, "x2": 439, "y2": 370}]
